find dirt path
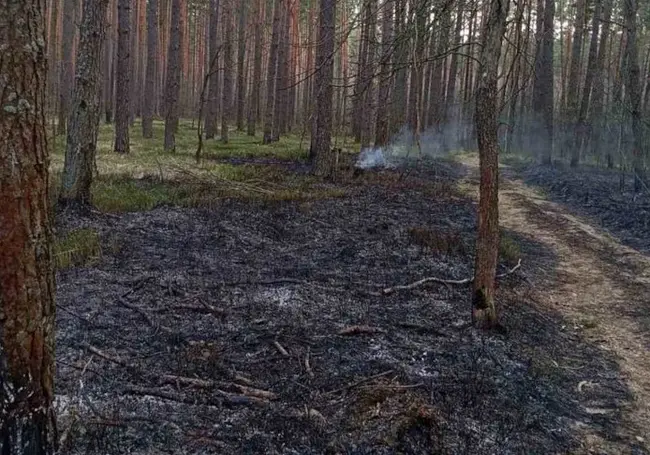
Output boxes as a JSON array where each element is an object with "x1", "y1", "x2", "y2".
[{"x1": 463, "y1": 156, "x2": 650, "y2": 453}]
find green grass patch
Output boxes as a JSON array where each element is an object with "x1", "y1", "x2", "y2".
[
  {"x1": 50, "y1": 120, "x2": 351, "y2": 213},
  {"x1": 54, "y1": 228, "x2": 102, "y2": 269},
  {"x1": 499, "y1": 232, "x2": 521, "y2": 264}
]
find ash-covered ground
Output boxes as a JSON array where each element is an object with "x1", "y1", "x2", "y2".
[{"x1": 54, "y1": 160, "x2": 640, "y2": 454}]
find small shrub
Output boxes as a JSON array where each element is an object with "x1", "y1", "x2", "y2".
[
  {"x1": 408, "y1": 227, "x2": 466, "y2": 256},
  {"x1": 54, "y1": 228, "x2": 102, "y2": 269},
  {"x1": 499, "y1": 233, "x2": 521, "y2": 264}
]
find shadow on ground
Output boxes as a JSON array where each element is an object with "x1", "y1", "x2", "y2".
[{"x1": 53, "y1": 160, "x2": 642, "y2": 454}]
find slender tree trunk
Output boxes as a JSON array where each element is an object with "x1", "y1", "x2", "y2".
[
  {"x1": 310, "y1": 0, "x2": 335, "y2": 176},
  {"x1": 445, "y1": 0, "x2": 464, "y2": 122},
  {"x1": 360, "y1": 0, "x2": 377, "y2": 147},
  {"x1": 221, "y1": 0, "x2": 234, "y2": 143},
  {"x1": 114, "y1": 0, "x2": 131, "y2": 153},
  {"x1": 375, "y1": 0, "x2": 393, "y2": 146},
  {"x1": 48, "y1": 0, "x2": 61, "y2": 120},
  {"x1": 568, "y1": 0, "x2": 587, "y2": 166},
  {"x1": 392, "y1": 0, "x2": 408, "y2": 131},
  {"x1": 205, "y1": 0, "x2": 221, "y2": 139},
  {"x1": 263, "y1": 0, "x2": 282, "y2": 144},
  {"x1": 101, "y1": 1, "x2": 115, "y2": 123},
  {"x1": 163, "y1": 0, "x2": 183, "y2": 151},
  {"x1": 472, "y1": 0, "x2": 508, "y2": 328},
  {"x1": 622, "y1": 0, "x2": 644, "y2": 191},
  {"x1": 143, "y1": 0, "x2": 158, "y2": 138},
  {"x1": 247, "y1": 0, "x2": 263, "y2": 135},
  {"x1": 235, "y1": 0, "x2": 248, "y2": 131},
  {"x1": 590, "y1": 0, "x2": 612, "y2": 166},
  {"x1": 58, "y1": 0, "x2": 77, "y2": 135},
  {"x1": 61, "y1": 0, "x2": 110, "y2": 206},
  {"x1": 0, "y1": 1, "x2": 57, "y2": 452},
  {"x1": 532, "y1": 0, "x2": 554, "y2": 164}
]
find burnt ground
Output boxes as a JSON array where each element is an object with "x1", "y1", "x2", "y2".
[{"x1": 54, "y1": 159, "x2": 648, "y2": 454}]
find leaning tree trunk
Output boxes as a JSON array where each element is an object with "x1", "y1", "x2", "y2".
[
  {"x1": 472, "y1": 0, "x2": 508, "y2": 328},
  {"x1": 60, "y1": 0, "x2": 110, "y2": 206},
  {"x1": 310, "y1": 0, "x2": 335, "y2": 177},
  {"x1": 142, "y1": 0, "x2": 159, "y2": 138},
  {"x1": 114, "y1": 0, "x2": 131, "y2": 154},
  {"x1": 163, "y1": 0, "x2": 183, "y2": 151},
  {"x1": 0, "y1": 1, "x2": 57, "y2": 453}
]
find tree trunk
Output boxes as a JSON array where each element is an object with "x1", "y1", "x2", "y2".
[
  {"x1": 163, "y1": 0, "x2": 183, "y2": 151},
  {"x1": 589, "y1": 0, "x2": 611, "y2": 165},
  {"x1": 531, "y1": 0, "x2": 554, "y2": 164},
  {"x1": 374, "y1": 0, "x2": 393, "y2": 146},
  {"x1": 360, "y1": 0, "x2": 377, "y2": 148},
  {"x1": 247, "y1": 0, "x2": 262, "y2": 135},
  {"x1": 235, "y1": 0, "x2": 248, "y2": 131},
  {"x1": 60, "y1": 0, "x2": 110, "y2": 206},
  {"x1": 263, "y1": 0, "x2": 282, "y2": 144},
  {"x1": 392, "y1": 0, "x2": 408, "y2": 131},
  {"x1": 0, "y1": 1, "x2": 57, "y2": 452},
  {"x1": 310, "y1": 0, "x2": 335, "y2": 177},
  {"x1": 568, "y1": 0, "x2": 587, "y2": 166},
  {"x1": 114, "y1": 0, "x2": 131, "y2": 154},
  {"x1": 622, "y1": 0, "x2": 644, "y2": 191},
  {"x1": 58, "y1": 0, "x2": 77, "y2": 135},
  {"x1": 220, "y1": 0, "x2": 234, "y2": 143},
  {"x1": 472, "y1": 0, "x2": 508, "y2": 328},
  {"x1": 205, "y1": 0, "x2": 221, "y2": 139},
  {"x1": 143, "y1": 0, "x2": 159, "y2": 138}
]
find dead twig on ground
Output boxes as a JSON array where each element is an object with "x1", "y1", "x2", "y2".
[
  {"x1": 273, "y1": 340, "x2": 290, "y2": 357},
  {"x1": 382, "y1": 259, "x2": 522, "y2": 295},
  {"x1": 326, "y1": 370, "x2": 394, "y2": 396},
  {"x1": 338, "y1": 325, "x2": 385, "y2": 336}
]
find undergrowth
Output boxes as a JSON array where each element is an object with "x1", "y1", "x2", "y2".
[{"x1": 54, "y1": 228, "x2": 102, "y2": 269}]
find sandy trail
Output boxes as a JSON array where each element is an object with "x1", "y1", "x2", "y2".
[{"x1": 462, "y1": 156, "x2": 650, "y2": 453}]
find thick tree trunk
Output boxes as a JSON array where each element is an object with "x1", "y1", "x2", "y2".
[
  {"x1": 143, "y1": 0, "x2": 159, "y2": 138},
  {"x1": 263, "y1": 0, "x2": 282, "y2": 144},
  {"x1": 374, "y1": 0, "x2": 393, "y2": 146},
  {"x1": 163, "y1": 0, "x2": 183, "y2": 151},
  {"x1": 310, "y1": 0, "x2": 335, "y2": 177},
  {"x1": 58, "y1": 0, "x2": 77, "y2": 135},
  {"x1": 531, "y1": 0, "x2": 554, "y2": 164},
  {"x1": 114, "y1": 0, "x2": 131, "y2": 154},
  {"x1": 205, "y1": 0, "x2": 221, "y2": 139},
  {"x1": 60, "y1": 0, "x2": 110, "y2": 206},
  {"x1": 472, "y1": 0, "x2": 508, "y2": 328},
  {"x1": 589, "y1": 0, "x2": 612, "y2": 165},
  {"x1": 247, "y1": 0, "x2": 262, "y2": 135},
  {"x1": 235, "y1": 0, "x2": 248, "y2": 131},
  {"x1": 0, "y1": 1, "x2": 57, "y2": 453},
  {"x1": 220, "y1": 0, "x2": 234, "y2": 143}
]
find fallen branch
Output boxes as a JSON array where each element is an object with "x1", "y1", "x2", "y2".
[
  {"x1": 273, "y1": 341, "x2": 290, "y2": 357},
  {"x1": 304, "y1": 350, "x2": 314, "y2": 379},
  {"x1": 338, "y1": 325, "x2": 385, "y2": 336},
  {"x1": 326, "y1": 370, "x2": 394, "y2": 395},
  {"x1": 160, "y1": 374, "x2": 277, "y2": 400},
  {"x1": 382, "y1": 259, "x2": 522, "y2": 295}
]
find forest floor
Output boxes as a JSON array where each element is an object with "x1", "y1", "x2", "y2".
[{"x1": 52, "y1": 123, "x2": 649, "y2": 454}]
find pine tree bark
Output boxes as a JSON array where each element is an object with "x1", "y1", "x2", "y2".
[
  {"x1": 58, "y1": 0, "x2": 77, "y2": 135},
  {"x1": 375, "y1": 0, "x2": 393, "y2": 146},
  {"x1": 221, "y1": 0, "x2": 234, "y2": 143},
  {"x1": 589, "y1": 0, "x2": 612, "y2": 166},
  {"x1": 114, "y1": 0, "x2": 131, "y2": 153},
  {"x1": 235, "y1": 0, "x2": 248, "y2": 131},
  {"x1": 472, "y1": 0, "x2": 508, "y2": 328},
  {"x1": 143, "y1": 0, "x2": 159, "y2": 138},
  {"x1": 163, "y1": 0, "x2": 183, "y2": 151},
  {"x1": 310, "y1": 0, "x2": 335, "y2": 177},
  {"x1": 532, "y1": 0, "x2": 554, "y2": 164},
  {"x1": 60, "y1": 0, "x2": 110, "y2": 206},
  {"x1": 263, "y1": 0, "x2": 282, "y2": 144},
  {"x1": 567, "y1": 0, "x2": 587, "y2": 166},
  {"x1": 392, "y1": 0, "x2": 408, "y2": 131},
  {"x1": 205, "y1": 0, "x2": 221, "y2": 139},
  {"x1": 622, "y1": 0, "x2": 644, "y2": 191},
  {"x1": 247, "y1": 0, "x2": 263, "y2": 135},
  {"x1": 0, "y1": 1, "x2": 57, "y2": 452}
]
